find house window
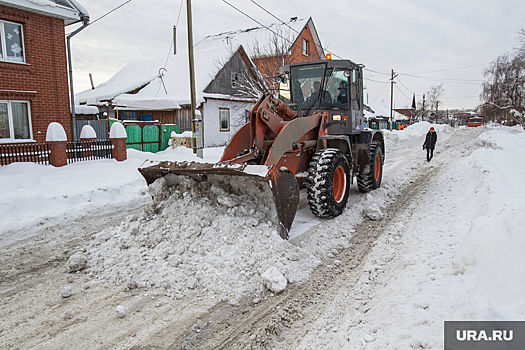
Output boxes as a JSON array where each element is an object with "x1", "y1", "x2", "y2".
[
  {"x1": 231, "y1": 72, "x2": 239, "y2": 88},
  {"x1": 0, "y1": 20, "x2": 25, "y2": 63},
  {"x1": 0, "y1": 101, "x2": 32, "y2": 140},
  {"x1": 302, "y1": 38, "x2": 309, "y2": 56},
  {"x1": 120, "y1": 111, "x2": 137, "y2": 121},
  {"x1": 219, "y1": 108, "x2": 230, "y2": 131}
]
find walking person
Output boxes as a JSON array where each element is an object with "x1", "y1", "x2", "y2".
[{"x1": 423, "y1": 127, "x2": 437, "y2": 162}]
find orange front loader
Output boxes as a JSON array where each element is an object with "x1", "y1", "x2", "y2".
[{"x1": 139, "y1": 59, "x2": 385, "y2": 239}]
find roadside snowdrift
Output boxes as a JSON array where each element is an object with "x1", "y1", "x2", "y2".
[{"x1": 452, "y1": 125, "x2": 525, "y2": 320}]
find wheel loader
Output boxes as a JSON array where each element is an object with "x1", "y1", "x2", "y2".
[{"x1": 139, "y1": 59, "x2": 385, "y2": 239}]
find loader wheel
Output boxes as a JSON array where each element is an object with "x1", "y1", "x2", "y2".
[
  {"x1": 307, "y1": 148, "x2": 351, "y2": 218},
  {"x1": 357, "y1": 142, "x2": 383, "y2": 193}
]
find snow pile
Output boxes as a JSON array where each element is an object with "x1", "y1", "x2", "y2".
[
  {"x1": 452, "y1": 126, "x2": 525, "y2": 319},
  {"x1": 84, "y1": 173, "x2": 320, "y2": 303},
  {"x1": 385, "y1": 121, "x2": 454, "y2": 146}
]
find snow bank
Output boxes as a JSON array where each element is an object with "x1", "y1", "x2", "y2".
[
  {"x1": 385, "y1": 121, "x2": 454, "y2": 146},
  {"x1": 452, "y1": 126, "x2": 525, "y2": 319},
  {"x1": 0, "y1": 146, "x2": 225, "y2": 244}
]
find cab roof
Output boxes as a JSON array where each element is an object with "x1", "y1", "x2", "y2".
[{"x1": 279, "y1": 59, "x2": 363, "y2": 74}]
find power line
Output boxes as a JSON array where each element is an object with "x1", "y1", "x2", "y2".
[
  {"x1": 445, "y1": 95, "x2": 480, "y2": 99},
  {"x1": 89, "y1": 0, "x2": 134, "y2": 26},
  {"x1": 163, "y1": 0, "x2": 185, "y2": 69},
  {"x1": 395, "y1": 84, "x2": 412, "y2": 102},
  {"x1": 398, "y1": 73, "x2": 483, "y2": 85},
  {"x1": 364, "y1": 77, "x2": 390, "y2": 84},
  {"x1": 370, "y1": 82, "x2": 389, "y2": 105},
  {"x1": 364, "y1": 68, "x2": 390, "y2": 75},
  {"x1": 225, "y1": 0, "x2": 401, "y2": 78},
  {"x1": 400, "y1": 63, "x2": 490, "y2": 75}
]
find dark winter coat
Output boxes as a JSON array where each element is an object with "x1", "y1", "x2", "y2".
[{"x1": 423, "y1": 131, "x2": 437, "y2": 150}]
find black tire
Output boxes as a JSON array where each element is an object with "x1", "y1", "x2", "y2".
[
  {"x1": 307, "y1": 148, "x2": 351, "y2": 218},
  {"x1": 357, "y1": 141, "x2": 383, "y2": 193}
]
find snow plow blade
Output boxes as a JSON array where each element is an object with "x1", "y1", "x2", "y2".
[{"x1": 138, "y1": 160, "x2": 300, "y2": 239}]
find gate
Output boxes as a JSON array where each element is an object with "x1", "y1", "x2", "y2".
[{"x1": 123, "y1": 121, "x2": 161, "y2": 153}]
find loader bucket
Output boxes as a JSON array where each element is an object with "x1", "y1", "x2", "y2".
[{"x1": 138, "y1": 160, "x2": 300, "y2": 239}]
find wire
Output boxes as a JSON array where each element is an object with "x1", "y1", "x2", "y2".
[
  {"x1": 396, "y1": 77, "x2": 413, "y2": 94},
  {"x1": 445, "y1": 95, "x2": 481, "y2": 99},
  {"x1": 228, "y1": 0, "x2": 397, "y2": 78},
  {"x1": 175, "y1": 0, "x2": 184, "y2": 27},
  {"x1": 364, "y1": 68, "x2": 390, "y2": 75},
  {"x1": 370, "y1": 82, "x2": 389, "y2": 105},
  {"x1": 395, "y1": 84, "x2": 412, "y2": 102},
  {"x1": 400, "y1": 63, "x2": 490, "y2": 75},
  {"x1": 89, "y1": 0, "x2": 134, "y2": 26},
  {"x1": 398, "y1": 73, "x2": 483, "y2": 85},
  {"x1": 364, "y1": 77, "x2": 390, "y2": 84},
  {"x1": 163, "y1": 0, "x2": 184, "y2": 70}
]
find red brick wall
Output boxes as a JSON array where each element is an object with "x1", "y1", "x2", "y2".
[{"x1": 0, "y1": 5, "x2": 71, "y2": 143}]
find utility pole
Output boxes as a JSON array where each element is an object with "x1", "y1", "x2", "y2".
[
  {"x1": 422, "y1": 93, "x2": 426, "y2": 121},
  {"x1": 186, "y1": 0, "x2": 198, "y2": 155},
  {"x1": 390, "y1": 69, "x2": 398, "y2": 131}
]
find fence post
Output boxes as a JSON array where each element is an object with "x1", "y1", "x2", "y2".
[
  {"x1": 46, "y1": 122, "x2": 68, "y2": 167},
  {"x1": 109, "y1": 122, "x2": 127, "y2": 161}
]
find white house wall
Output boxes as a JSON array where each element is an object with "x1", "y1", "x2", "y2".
[{"x1": 202, "y1": 99, "x2": 253, "y2": 148}]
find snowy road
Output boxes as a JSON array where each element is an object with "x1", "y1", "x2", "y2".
[{"x1": 1, "y1": 123, "x2": 524, "y2": 349}]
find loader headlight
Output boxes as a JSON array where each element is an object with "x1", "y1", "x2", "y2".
[{"x1": 333, "y1": 114, "x2": 342, "y2": 121}]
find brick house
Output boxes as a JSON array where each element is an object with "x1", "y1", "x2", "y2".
[{"x1": 0, "y1": 0, "x2": 88, "y2": 144}]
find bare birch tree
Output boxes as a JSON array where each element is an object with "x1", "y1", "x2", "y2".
[{"x1": 481, "y1": 28, "x2": 525, "y2": 124}]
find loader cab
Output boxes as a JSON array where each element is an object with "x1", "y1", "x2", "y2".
[{"x1": 279, "y1": 60, "x2": 365, "y2": 134}]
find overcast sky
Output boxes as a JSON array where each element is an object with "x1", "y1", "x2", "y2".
[{"x1": 69, "y1": 0, "x2": 525, "y2": 112}]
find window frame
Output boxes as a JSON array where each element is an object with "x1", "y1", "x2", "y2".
[
  {"x1": 231, "y1": 72, "x2": 239, "y2": 88},
  {"x1": 0, "y1": 19, "x2": 26, "y2": 64},
  {"x1": 219, "y1": 108, "x2": 230, "y2": 132},
  {"x1": 302, "y1": 38, "x2": 309, "y2": 56},
  {"x1": 0, "y1": 100, "x2": 33, "y2": 141}
]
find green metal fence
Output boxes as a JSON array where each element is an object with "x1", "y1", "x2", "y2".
[
  {"x1": 114, "y1": 121, "x2": 181, "y2": 153},
  {"x1": 160, "y1": 124, "x2": 180, "y2": 151}
]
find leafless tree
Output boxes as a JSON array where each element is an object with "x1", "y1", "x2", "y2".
[
  {"x1": 247, "y1": 26, "x2": 297, "y2": 92},
  {"x1": 481, "y1": 28, "x2": 525, "y2": 124},
  {"x1": 426, "y1": 84, "x2": 445, "y2": 114}
]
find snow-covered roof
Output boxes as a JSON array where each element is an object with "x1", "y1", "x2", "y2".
[
  {"x1": 0, "y1": 0, "x2": 88, "y2": 25},
  {"x1": 73, "y1": 104, "x2": 98, "y2": 114},
  {"x1": 75, "y1": 18, "x2": 316, "y2": 109}
]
